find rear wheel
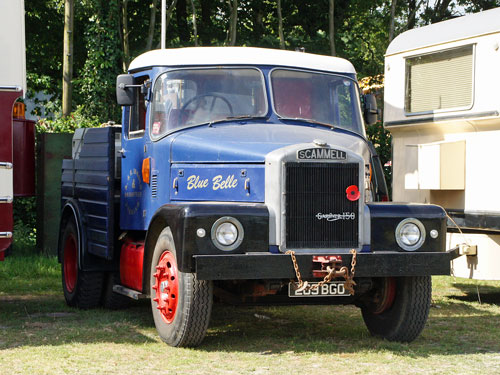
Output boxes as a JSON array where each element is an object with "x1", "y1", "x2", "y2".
[
  {"x1": 61, "y1": 217, "x2": 104, "y2": 309},
  {"x1": 361, "y1": 276, "x2": 431, "y2": 342},
  {"x1": 150, "y1": 227, "x2": 213, "y2": 347}
]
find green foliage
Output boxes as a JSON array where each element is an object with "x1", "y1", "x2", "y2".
[
  {"x1": 36, "y1": 106, "x2": 101, "y2": 133},
  {"x1": 366, "y1": 119, "x2": 392, "y2": 189},
  {"x1": 338, "y1": 0, "x2": 389, "y2": 77},
  {"x1": 78, "y1": 0, "x2": 123, "y2": 122},
  {"x1": 24, "y1": 0, "x2": 500, "y2": 169},
  {"x1": 24, "y1": 0, "x2": 64, "y2": 96},
  {"x1": 12, "y1": 197, "x2": 37, "y2": 254}
]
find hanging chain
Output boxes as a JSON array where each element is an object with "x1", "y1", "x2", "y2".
[
  {"x1": 344, "y1": 249, "x2": 357, "y2": 295},
  {"x1": 286, "y1": 249, "x2": 357, "y2": 295}
]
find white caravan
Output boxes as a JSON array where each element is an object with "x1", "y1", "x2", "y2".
[{"x1": 384, "y1": 7, "x2": 500, "y2": 280}]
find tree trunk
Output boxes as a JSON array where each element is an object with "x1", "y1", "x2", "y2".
[
  {"x1": 188, "y1": 0, "x2": 198, "y2": 46},
  {"x1": 122, "y1": 0, "x2": 130, "y2": 71},
  {"x1": 277, "y1": 0, "x2": 285, "y2": 49},
  {"x1": 407, "y1": 0, "x2": 423, "y2": 30},
  {"x1": 253, "y1": 6, "x2": 264, "y2": 45},
  {"x1": 389, "y1": 0, "x2": 397, "y2": 42},
  {"x1": 199, "y1": 0, "x2": 213, "y2": 45},
  {"x1": 329, "y1": 0, "x2": 336, "y2": 56},
  {"x1": 62, "y1": 0, "x2": 74, "y2": 117},
  {"x1": 227, "y1": 0, "x2": 238, "y2": 46},
  {"x1": 177, "y1": 0, "x2": 189, "y2": 44},
  {"x1": 146, "y1": 0, "x2": 158, "y2": 51},
  {"x1": 431, "y1": 0, "x2": 452, "y2": 23}
]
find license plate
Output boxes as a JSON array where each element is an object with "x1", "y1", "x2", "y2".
[{"x1": 288, "y1": 281, "x2": 351, "y2": 297}]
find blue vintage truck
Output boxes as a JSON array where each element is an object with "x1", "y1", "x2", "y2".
[{"x1": 58, "y1": 47, "x2": 459, "y2": 346}]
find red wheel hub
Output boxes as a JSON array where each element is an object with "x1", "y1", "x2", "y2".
[
  {"x1": 373, "y1": 277, "x2": 396, "y2": 314},
  {"x1": 152, "y1": 251, "x2": 179, "y2": 324},
  {"x1": 63, "y1": 233, "x2": 78, "y2": 293}
]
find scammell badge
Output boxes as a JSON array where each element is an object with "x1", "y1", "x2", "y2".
[{"x1": 297, "y1": 148, "x2": 347, "y2": 160}]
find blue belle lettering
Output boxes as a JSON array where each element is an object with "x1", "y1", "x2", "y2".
[{"x1": 212, "y1": 175, "x2": 238, "y2": 190}]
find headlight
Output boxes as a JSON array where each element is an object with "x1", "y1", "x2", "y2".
[
  {"x1": 395, "y1": 218, "x2": 425, "y2": 251},
  {"x1": 216, "y1": 222, "x2": 238, "y2": 245},
  {"x1": 211, "y1": 217, "x2": 244, "y2": 251}
]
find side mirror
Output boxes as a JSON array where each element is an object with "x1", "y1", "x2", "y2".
[
  {"x1": 363, "y1": 93, "x2": 380, "y2": 125},
  {"x1": 116, "y1": 74, "x2": 136, "y2": 106}
]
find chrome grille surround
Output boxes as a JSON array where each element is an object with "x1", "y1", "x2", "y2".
[{"x1": 265, "y1": 143, "x2": 369, "y2": 253}]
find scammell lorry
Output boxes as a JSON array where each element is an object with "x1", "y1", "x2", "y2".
[{"x1": 59, "y1": 46, "x2": 459, "y2": 346}]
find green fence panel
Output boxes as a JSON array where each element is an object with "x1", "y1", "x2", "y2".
[{"x1": 36, "y1": 133, "x2": 73, "y2": 256}]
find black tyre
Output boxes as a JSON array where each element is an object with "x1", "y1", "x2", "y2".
[
  {"x1": 150, "y1": 227, "x2": 213, "y2": 347},
  {"x1": 102, "y1": 272, "x2": 132, "y2": 310},
  {"x1": 361, "y1": 276, "x2": 431, "y2": 342},
  {"x1": 61, "y1": 217, "x2": 104, "y2": 309}
]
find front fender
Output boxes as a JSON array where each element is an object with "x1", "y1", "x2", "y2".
[
  {"x1": 367, "y1": 203, "x2": 447, "y2": 252},
  {"x1": 143, "y1": 203, "x2": 269, "y2": 290}
]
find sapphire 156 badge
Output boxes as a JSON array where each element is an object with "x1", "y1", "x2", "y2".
[{"x1": 297, "y1": 148, "x2": 347, "y2": 160}]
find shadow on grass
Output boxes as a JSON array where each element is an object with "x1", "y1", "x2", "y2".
[
  {"x1": 197, "y1": 303, "x2": 500, "y2": 358},
  {"x1": 2, "y1": 291, "x2": 500, "y2": 357},
  {"x1": 0, "y1": 295, "x2": 157, "y2": 349},
  {"x1": 446, "y1": 283, "x2": 500, "y2": 305},
  {"x1": 198, "y1": 302, "x2": 500, "y2": 356}
]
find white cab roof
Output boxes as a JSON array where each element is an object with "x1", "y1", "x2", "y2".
[
  {"x1": 386, "y1": 7, "x2": 500, "y2": 56},
  {"x1": 128, "y1": 46, "x2": 356, "y2": 74}
]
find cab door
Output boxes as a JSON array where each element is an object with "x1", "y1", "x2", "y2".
[{"x1": 120, "y1": 74, "x2": 151, "y2": 230}]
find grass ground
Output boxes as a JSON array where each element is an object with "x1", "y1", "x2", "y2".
[{"x1": 1, "y1": 253, "x2": 500, "y2": 375}]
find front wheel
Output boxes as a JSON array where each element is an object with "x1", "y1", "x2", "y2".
[
  {"x1": 150, "y1": 227, "x2": 213, "y2": 347},
  {"x1": 361, "y1": 276, "x2": 431, "y2": 342},
  {"x1": 60, "y1": 217, "x2": 103, "y2": 309}
]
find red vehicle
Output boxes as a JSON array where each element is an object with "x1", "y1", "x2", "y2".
[{"x1": 0, "y1": 1, "x2": 33, "y2": 260}]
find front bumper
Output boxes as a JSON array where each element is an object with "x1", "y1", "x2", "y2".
[{"x1": 194, "y1": 247, "x2": 461, "y2": 280}]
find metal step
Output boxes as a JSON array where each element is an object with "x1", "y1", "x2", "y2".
[
  {"x1": 0, "y1": 196, "x2": 13, "y2": 204},
  {"x1": 0, "y1": 162, "x2": 13, "y2": 169},
  {"x1": 112, "y1": 284, "x2": 147, "y2": 300},
  {"x1": 0, "y1": 232, "x2": 12, "y2": 239}
]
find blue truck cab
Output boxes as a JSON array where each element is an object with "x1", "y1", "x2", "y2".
[{"x1": 58, "y1": 47, "x2": 460, "y2": 347}]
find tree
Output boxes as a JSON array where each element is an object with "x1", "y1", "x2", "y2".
[
  {"x1": 62, "y1": 0, "x2": 75, "y2": 116},
  {"x1": 177, "y1": 0, "x2": 189, "y2": 44},
  {"x1": 389, "y1": 0, "x2": 397, "y2": 41},
  {"x1": 188, "y1": 0, "x2": 199, "y2": 46},
  {"x1": 277, "y1": 0, "x2": 285, "y2": 49},
  {"x1": 199, "y1": 0, "x2": 214, "y2": 45},
  {"x1": 227, "y1": 0, "x2": 238, "y2": 45},
  {"x1": 79, "y1": 0, "x2": 122, "y2": 122},
  {"x1": 146, "y1": 0, "x2": 159, "y2": 51},
  {"x1": 28, "y1": 0, "x2": 500, "y2": 125},
  {"x1": 121, "y1": 0, "x2": 130, "y2": 70},
  {"x1": 329, "y1": 0, "x2": 335, "y2": 56}
]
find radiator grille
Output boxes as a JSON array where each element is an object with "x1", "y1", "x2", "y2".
[{"x1": 285, "y1": 162, "x2": 359, "y2": 249}]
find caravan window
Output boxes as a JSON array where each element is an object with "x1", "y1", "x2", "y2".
[{"x1": 405, "y1": 45, "x2": 474, "y2": 114}]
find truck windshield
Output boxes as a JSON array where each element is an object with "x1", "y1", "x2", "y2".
[
  {"x1": 151, "y1": 68, "x2": 267, "y2": 138},
  {"x1": 271, "y1": 69, "x2": 363, "y2": 134}
]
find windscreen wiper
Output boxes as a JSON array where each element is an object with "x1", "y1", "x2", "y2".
[
  {"x1": 277, "y1": 116, "x2": 335, "y2": 129},
  {"x1": 206, "y1": 115, "x2": 268, "y2": 126}
]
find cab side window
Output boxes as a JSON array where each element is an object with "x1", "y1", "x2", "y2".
[{"x1": 129, "y1": 76, "x2": 149, "y2": 138}]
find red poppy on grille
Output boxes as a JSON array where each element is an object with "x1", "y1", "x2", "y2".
[{"x1": 346, "y1": 185, "x2": 360, "y2": 201}]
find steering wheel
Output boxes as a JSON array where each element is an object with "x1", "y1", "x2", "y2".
[{"x1": 179, "y1": 94, "x2": 233, "y2": 124}]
